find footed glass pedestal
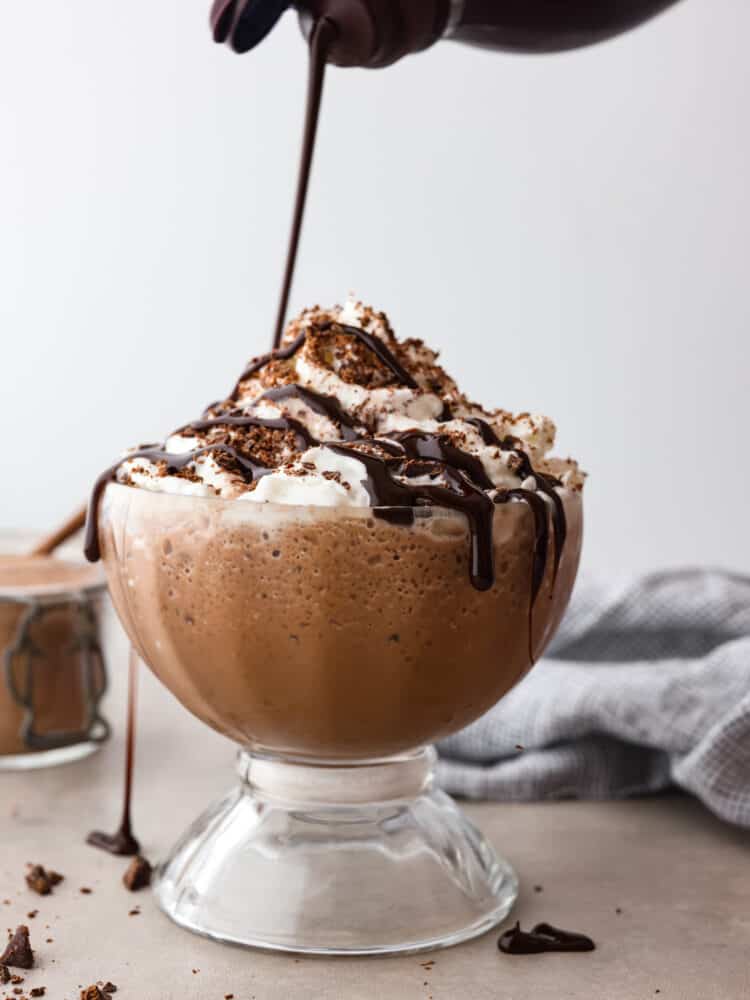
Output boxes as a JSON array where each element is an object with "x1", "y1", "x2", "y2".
[{"x1": 154, "y1": 747, "x2": 517, "y2": 955}]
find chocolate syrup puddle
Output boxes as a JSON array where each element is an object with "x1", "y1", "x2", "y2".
[
  {"x1": 498, "y1": 921, "x2": 595, "y2": 955},
  {"x1": 87, "y1": 648, "x2": 140, "y2": 855},
  {"x1": 272, "y1": 18, "x2": 336, "y2": 349}
]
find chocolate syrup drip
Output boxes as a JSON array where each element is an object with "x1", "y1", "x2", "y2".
[
  {"x1": 187, "y1": 412, "x2": 316, "y2": 450},
  {"x1": 84, "y1": 443, "x2": 272, "y2": 563},
  {"x1": 329, "y1": 444, "x2": 495, "y2": 591},
  {"x1": 494, "y1": 489, "x2": 549, "y2": 605},
  {"x1": 498, "y1": 921, "x2": 595, "y2": 955},
  {"x1": 495, "y1": 488, "x2": 550, "y2": 662},
  {"x1": 394, "y1": 429, "x2": 495, "y2": 491},
  {"x1": 466, "y1": 417, "x2": 567, "y2": 583},
  {"x1": 258, "y1": 384, "x2": 362, "y2": 440},
  {"x1": 87, "y1": 649, "x2": 140, "y2": 856},
  {"x1": 358, "y1": 426, "x2": 562, "y2": 608},
  {"x1": 466, "y1": 416, "x2": 503, "y2": 446}
]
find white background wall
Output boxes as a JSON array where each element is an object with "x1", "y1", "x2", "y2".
[{"x1": 1, "y1": 0, "x2": 748, "y2": 575}]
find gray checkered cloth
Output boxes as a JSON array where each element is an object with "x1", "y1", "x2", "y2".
[{"x1": 437, "y1": 570, "x2": 750, "y2": 827}]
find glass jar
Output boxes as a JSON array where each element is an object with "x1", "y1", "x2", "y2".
[{"x1": 0, "y1": 554, "x2": 110, "y2": 770}]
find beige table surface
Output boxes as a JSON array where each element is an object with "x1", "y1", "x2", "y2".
[{"x1": 1, "y1": 607, "x2": 749, "y2": 1000}]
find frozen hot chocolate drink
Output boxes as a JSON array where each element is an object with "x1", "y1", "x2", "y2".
[
  {"x1": 86, "y1": 298, "x2": 585, "y2": 953},
  {"x1": 87, "y1": 298, "x2": 584, "y2": 759}
]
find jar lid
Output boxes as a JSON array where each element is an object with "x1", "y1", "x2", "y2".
[{"x1": 0, "y1": 555, "x2": 105, "y2": 600}]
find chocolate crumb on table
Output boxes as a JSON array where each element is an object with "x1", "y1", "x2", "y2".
[
  {"x1": 100, "y1": 982, "x2": 117, "y2": 993},
  {"x1": 25, "y1": 912, "x2": 37, "y2": 921},
  {"x1": 79, "y1": 887, "x2": 93, "y2": 895},
  {"x1": 0, "y1": 926, "x2": 34, "y2": 969},
  {"x1": 24, "y1": 866, "x2": 63, "y2": 897},
  {"x1": 122, "y1": 856, "x2": 152, "y2": 892},
  {"x1": 10, "y1": 974, "x2": 24, "y2": 984},
  {"x1": 80, "y1": 985, "x2": 115, "y2": 1000},
  {"x1": 30, "y1": 988, "x2": 46, "y2": 997}
]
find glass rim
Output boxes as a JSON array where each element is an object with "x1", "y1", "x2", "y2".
[{"x1": 103, "y1": 479, "x2": 581, "y2": 520}]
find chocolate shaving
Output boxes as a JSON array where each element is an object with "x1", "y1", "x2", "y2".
[
  {"x1": 0, "y1": 926, "x2": 34, "y2": 970},
  {"x1": 24, "y1": 866, "x2": 63, "y2": 897},
  {"x1": 80, "y1": 987, "x2": 108, "y2": 1000},
  {"x1": 123, "y1": 856, "x2": 152, "y2": 892}
]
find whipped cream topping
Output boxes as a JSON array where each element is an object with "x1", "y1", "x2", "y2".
[
  {"x1": 86, "y1": 298, "x2": 585, "y2": 595},
  {"x1": 112, "y1": 298, "x2": 585, "y2": 506}
]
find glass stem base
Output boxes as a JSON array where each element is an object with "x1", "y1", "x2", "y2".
[{"x1": 154, "y1": 747, "x2": 517, "y2": 955}]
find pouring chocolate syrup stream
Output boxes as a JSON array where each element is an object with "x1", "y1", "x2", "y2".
[
  {"x1": 271, "y1": 17, "x2": 336, "y2": 350},
  {"x1": 87, "y1": 647, "x2": 140, "y2": 855}
]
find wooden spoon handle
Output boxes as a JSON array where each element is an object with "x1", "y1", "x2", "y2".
[{"x1": 29, "y1": 505, "x2": 87, "y2": 557}]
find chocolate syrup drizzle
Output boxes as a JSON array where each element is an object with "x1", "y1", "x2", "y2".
[
  {"x1": 85, "y1": 325, "x2": 567, "y2": 609},
  {"x1": 231, "y1": 331, "x2": 307, "y2": 399},
  {"x1": 498, "y1": 921, "x2": 595, "y2": 955},
  {"x1": 258, "y1": 385, "x2": 362, "y2": 440},
  {"x1": 232, "y1": 319, "x2": 417, "y2": 399},
  {"x1": 84, "y1": 443, "x2": 272, "y2": 563},
  {"x1": 330, "y1": 443, "x2": 496, "y2": 590},
  {"x1": 467, "y1": 416, "x2": 566, "y2": 584}
]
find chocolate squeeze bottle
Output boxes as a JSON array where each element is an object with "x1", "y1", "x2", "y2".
[
  {"x1": 210, "y1": 0, "x2": 683, "y2": 347},
  {"x1": 211, "y1": 0, "x2": 682, "y2": 66}
]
